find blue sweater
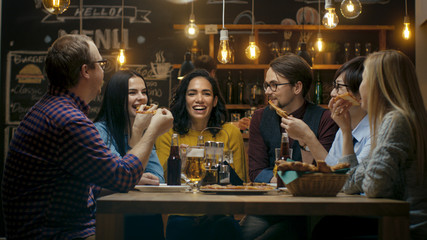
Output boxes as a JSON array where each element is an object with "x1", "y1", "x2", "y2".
[{"x1": 94, "y1": 121, "x2": 165, "y2": 183}]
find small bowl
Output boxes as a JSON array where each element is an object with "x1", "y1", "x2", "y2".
[{"x1": 285, "y1": 173, "x2": 349, "y2": 197}]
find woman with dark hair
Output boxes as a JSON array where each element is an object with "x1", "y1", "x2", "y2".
[
  {"x1": 95, "y1": 70, "x2": 164, "y2": 182},
  {"x1": 156, "y1": 69, "x2": 245, "y2": 240},
  {"x1": 156, "y1": 69, "x2": 247, "y2": 183},
  {"x1": 94, "y1": 70, "x2": 165, "y2": 240}
]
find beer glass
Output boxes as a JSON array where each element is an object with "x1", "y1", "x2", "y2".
[{"x1": 183, "y1": 146, "x2": 206, "y2": 192}]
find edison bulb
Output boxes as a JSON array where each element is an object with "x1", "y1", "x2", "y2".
[
  {"x1": 322, "y1": 9, "x2": 339, "y2": 29},
  {"x1": 118, "y1": 49, "x2": 126, "y2": 66},
  {"x1": 42, "y1": 0, "x2": 70, "y2": 15},
  {"x1": 184, "y1": 14, "x2": 199, "y2": 39},
  {"x1": 245, "y1": 35, "x2": 261, "y2": 60},
  {"x1": 217, "y1": 30, "x2": 232, "y2": 64},
  {"x1": 340, "y1": 0, "x2": 362, "y2": 19},
  {"x1": 403, "y1": 16, "x2": 410, "y2": 40},
  {"x1": 315, "y1": 33, "x2": 324, "y2": 52}
]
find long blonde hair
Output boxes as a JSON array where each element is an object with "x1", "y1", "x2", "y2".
[{"x1": 364, "y1": 50, "x2": 427, "y2": 184}]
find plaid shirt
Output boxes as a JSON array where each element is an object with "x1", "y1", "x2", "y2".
[{"x1": 2, "y1": 86, "x2": 144, "y2": 239}]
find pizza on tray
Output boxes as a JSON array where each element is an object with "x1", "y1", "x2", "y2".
[{"x1": 200, "y1": 183, "x2": 275, "y2": 191}]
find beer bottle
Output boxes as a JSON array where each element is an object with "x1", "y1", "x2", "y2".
[
  {"x1": 167, "y1": 133, "x2": 181, "y2": 185},
  {"x1": 280, "y1": 132, "x2": 290, "y2": 160},
  {"x1": 277, "y1": 132, "x2": 290, "y2": 188}
]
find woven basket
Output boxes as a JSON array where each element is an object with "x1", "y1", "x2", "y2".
[{"x1": 286, "y1": 173, "x2": 349, "y2": 197}]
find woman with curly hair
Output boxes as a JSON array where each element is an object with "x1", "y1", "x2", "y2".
[
  {"x1": 156, "y1": 69, "x2": 245, "y2": 240},
  {"x1": 156, "y1": 69, "x2": 246, "y2": 183}
]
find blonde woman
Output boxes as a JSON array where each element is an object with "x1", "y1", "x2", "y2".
[{"x1": 314, "y1": 50, "x2": 427, "y2": 239}]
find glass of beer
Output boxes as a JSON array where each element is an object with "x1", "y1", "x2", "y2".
[{"x1": 183, "y1": 146, "x2": 206, "y2": 193}]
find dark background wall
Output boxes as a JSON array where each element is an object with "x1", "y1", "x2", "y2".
[{"x1": 0, "y1": 0, "x2": 415, "y2": 236}]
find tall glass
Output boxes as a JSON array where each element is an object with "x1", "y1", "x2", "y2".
[{"x1": 182, "y1": 146, "x2": 206, "y2": 192}]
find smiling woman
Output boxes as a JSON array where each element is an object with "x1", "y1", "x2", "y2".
[{"x1": 155, "y1": 68, "x2": 245, "y2": 240}]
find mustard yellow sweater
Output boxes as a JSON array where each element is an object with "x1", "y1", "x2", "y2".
[{"x1": 155, "y1": 123, "x2": 247, "y2": 183}]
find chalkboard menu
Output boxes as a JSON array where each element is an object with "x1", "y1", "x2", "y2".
[
  {"x1": 5, "y1": 52, "x2": 172, "y2": 125},
  {"x1": 6, "y1": 51, "x2": 48, "y2": 124}
]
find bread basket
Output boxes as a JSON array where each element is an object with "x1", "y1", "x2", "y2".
[{"x1": 285, "y1": 173, "x2": 349, "y2": 197}]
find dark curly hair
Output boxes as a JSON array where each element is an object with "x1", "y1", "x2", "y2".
[{"x1": 170, "y1": 69, "x2": 227, "y2": 136}]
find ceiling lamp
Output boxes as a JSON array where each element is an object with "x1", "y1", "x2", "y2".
[
  {"x1": 42, "y1": 0, "x2": 70, "y2": 15},
  {"x1": 322, "y1": 0, "x2": 339, "y2": 29},
  {"x1": 315, "y1": 0, "x2": 324, "y2": 52},
  {"x1": 402, "y1": 0, "x2": 410, "y2": 40},
  {"x1": 184, "y1": 1, "x2": 199, "y2": 39},
  {"x1": 117, "y1": 0, "x2": 126, "y2": 67},
  {"x1": 340, "y1": 0, "x2": 362, "y2": 19},
  {"x1": 217, "y1": 0, "x2": 232, "y2": 64},
  {"x1": 245, "y1": 0, "x2": 260, "y2": 60}
]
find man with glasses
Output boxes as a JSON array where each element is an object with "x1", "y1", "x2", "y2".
[
  {"x1": 248, "y1": 53, "x2": 338, "y2": 183},
  {"x1": 241, "y1": 53, "x2": 338, "y2": 240},
  {"x1": 282, "y1": 56, "x2": 370, "y2": 168},
  {"x1": 2, "y1": 34, "x2": 173, "y2": 239}
]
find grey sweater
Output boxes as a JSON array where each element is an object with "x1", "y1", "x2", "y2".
[{"x1": 340, "y1": 111, "x2": 427, "y2": 239}]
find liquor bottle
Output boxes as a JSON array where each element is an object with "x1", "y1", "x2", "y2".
[
  {"x1": 237, "y1": 71, "x2": 245, "y2": 104},
  {"x1": 279, "y1": 132, "x2": 291, "y2": 160},
  {"x1": 355, "y1": 42, "x2": 361, "y2": 57},
  {"x1": 167, "y1": 133, "x2": 181, "y2": 185},
  {"x1": 226, "y1": 71, "x2": 234, "y2": 104},
  {"x1": 250, "y1": 77, "x2": 263, "y2": 106},
  {"x1": 315, "y1": 72, "x2": 323, "y2": 104}
]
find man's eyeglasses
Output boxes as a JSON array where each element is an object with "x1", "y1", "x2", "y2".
[
  {"x1": 94, "y1": 59, "x2": 108, "y2": 71},
  {"x1": 263, "y1": 82, "x2": 292, "y2": 92},
  {"x1": 333, "y1": 81, "x2": 349, "y2": 91}
]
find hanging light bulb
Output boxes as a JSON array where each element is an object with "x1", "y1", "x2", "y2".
[
  {"x1": 217, "y1": 29, "x2": 232, "y2": 64},
  {"x1": 217, "y1": 0, "x2": 231, "y2": 64},
  {"x1": 245, "y1": 35, "x2": 261, "y2": 60},
  {"x1": 402, "y1": 0, "x2": 410, "y2": 40},
  {"x1": 185, "y1": 14, "x2": 199, "y2": 39},
  {"x1": 184, "y1": 1, "x2": 199, "y2": 39},
  {"x1": 315, "y1": 0, "x2": 324, "y2": 53},
  {"x1": 42, "y1": 0, "x2": 70, "y2": 15},
  {"x1": 403, "y1": 16, "x2": 410, "y2": 40},
  {"x1": 117, "y1": 0, "x2": 126, "y2": 67},
  {"x1": 315, "y1": 32, "x2": 324, "y2": 52},
  {"x1": 340, "y1": 0, "x2": 362, "y2": 19},
  {"x1": 323, "y1": 0, "x2": 339, "y2": 29},
  {"x1": 245, "y1": 0, "x2": 260, "y2": 60},
  {"x1": 118, "y1": 48, "x2": 126, "y2": 66}
]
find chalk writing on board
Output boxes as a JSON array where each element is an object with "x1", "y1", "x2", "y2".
[
  {"x1": 41, "y1": 5, "x2": 151, "y2": 24},
  {"x1": 122, "y1": 64, "x2": 171, "y2": 108},
  {"x1": 6, "y1": 51, "x2": 48, "y2": 124}
]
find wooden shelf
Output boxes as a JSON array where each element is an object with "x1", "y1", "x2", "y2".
[
  {"x1": 173, "y1": 24, "x2": 395, "y2": 58},
  {"x1": 173, "y1": 64, "x2": 341, "y2": 70},
  {"x1": 226, "y1": 104, "x2": 252, "y2": 110},
  {"x1": 173, "y1": 24, "x2": 394, "y2": 31}
]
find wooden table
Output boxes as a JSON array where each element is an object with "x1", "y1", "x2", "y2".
[{"x1": 96, "y1": 190, "x2": 409, "y2": 240}]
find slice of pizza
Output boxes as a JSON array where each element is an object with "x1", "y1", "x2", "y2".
[{"x1": 268, "y1": 100, "x2": 289, "y2": 118}]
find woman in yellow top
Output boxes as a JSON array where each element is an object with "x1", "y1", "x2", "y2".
[
  {"x1": 156, "y1": 69, "x2": 244, "y2": 240},
  {"x1": 156, "y1": 69, "x2": 247, "y2": 183}
]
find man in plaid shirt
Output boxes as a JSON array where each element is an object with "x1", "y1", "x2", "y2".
[{"x1": 1, "y1": 34, "x2": 173, "y2": 239}]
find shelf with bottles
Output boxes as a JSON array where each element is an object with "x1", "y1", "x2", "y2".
[
  {"x1": 173, "y1": 63, "x2": 341, "y2": 71},
  {"x1": 173, "y1": 24, "x2": 395, "y2": 64}
]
